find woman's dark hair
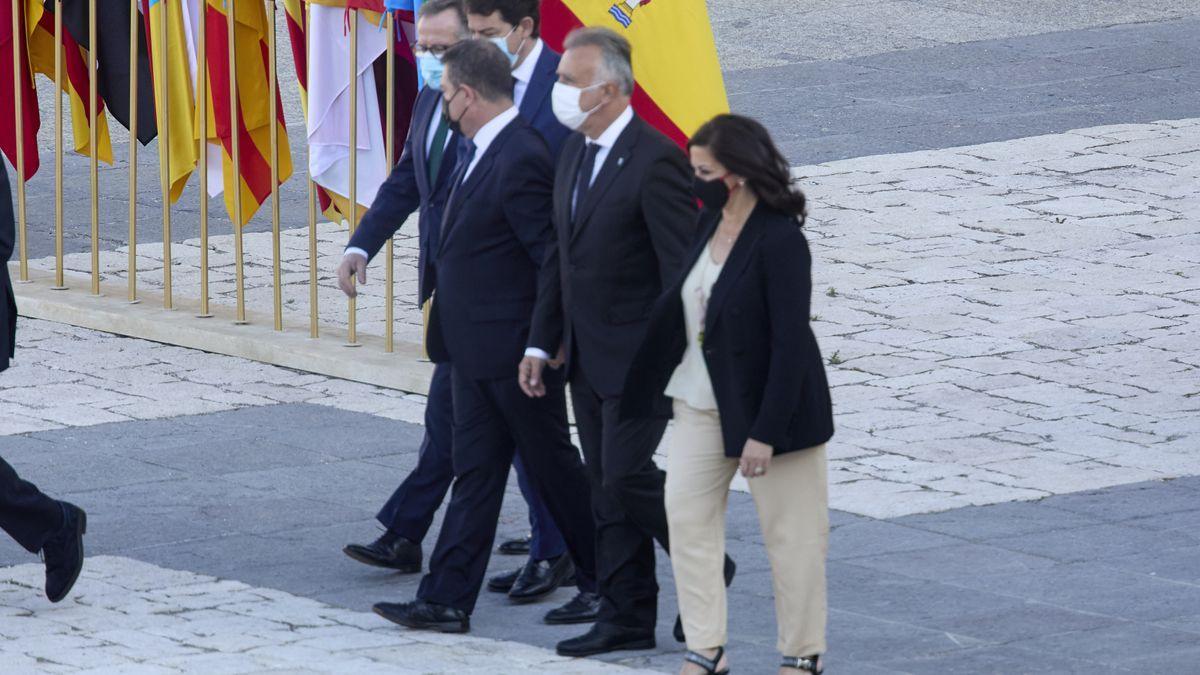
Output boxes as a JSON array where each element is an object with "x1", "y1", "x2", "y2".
[{"x1": 688, "y1": 114, "x2": 807, "y2": 224}]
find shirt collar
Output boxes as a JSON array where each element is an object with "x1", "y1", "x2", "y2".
[
  {"x1": 471, "y1": 106, "x2": 521, "y2": 156},
  {"x1": 589, "y1": 106, "x2": 634, "y2": 149},
  {"x1": 512, "y1": 38, "x2": 544, "y2": 85}
]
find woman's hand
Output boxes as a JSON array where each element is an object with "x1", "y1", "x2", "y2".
[{"x1": 739, "y1": 438, "x2": 774, "y2": 478}]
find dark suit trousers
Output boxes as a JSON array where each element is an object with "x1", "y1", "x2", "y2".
[
  {"x1": 417, "y1": 368, "x2": 597, "y2": 613},
  {"x1": 0, "y1": 457, "x2": 63, "y2": 553},
  {"x1": 570, "y1": 367, "x2": 671, "y2": 631},
  {"x1": 376, "y1": 363, "x2": 567, "y2": 560}
]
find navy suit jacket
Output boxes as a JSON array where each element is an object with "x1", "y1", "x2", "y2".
[
  {"x1": 519, "y1": 45, "x2": 570, "y2": 160},
  {"x1": 348, "y1": 86, "x2": 461, "y2": 305},
  {"x1": 1, "y1": 162, "x2": 16, "y2": 372},
  {"x1": 425, "y1": 117, "x2": 556, "y2": 381}
]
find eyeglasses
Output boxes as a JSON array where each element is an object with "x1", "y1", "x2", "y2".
[{"x1": 413, "y1": 44, "x2": 452, "y2": 58}]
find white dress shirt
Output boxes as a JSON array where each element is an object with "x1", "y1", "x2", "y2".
[
  {"x1": 460, "y1": 106, "x2": 520, "y2": 183},
  {"x1": 524, "y1": 105, "x2": 635, "y2": 361},
  {"x1": 512, "y1": 39, "x2": 544, "y2": 108}
]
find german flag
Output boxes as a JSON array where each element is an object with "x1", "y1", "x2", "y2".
[
  {"x1": 201, "y1": 0, "x2": 293, "y2": 227},
  {"x1": 0, "y1": 0, "x2": 41, "y2": 177},
  {"x1": 26, "y1": 0, "x2": 114, "y2": 163},
  {"x1": 542, "y1": 0, "x2": 727, "y2": 146},
  {"x1": 60, "y1": 0, "x2": 158, "y2": 145}
]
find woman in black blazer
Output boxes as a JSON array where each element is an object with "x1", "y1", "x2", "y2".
[{"x1": 622, "y1": 115, "x2": 833, "y2": 675}]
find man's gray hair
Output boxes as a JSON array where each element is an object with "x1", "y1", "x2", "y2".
[
  {"x1": 564, "y1": 27, "x2": 635, "y2": 96},
  {"x1": 418, "y1": 0, "x2": 469, "y2": 36}
]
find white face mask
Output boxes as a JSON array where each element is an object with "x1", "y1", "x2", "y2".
[
  {"x1": 551, "y1": 82, "x2": 605, "y2": 131},
  {"x1": 488, "y1": 25, "x2": 525, "y2": 67}
]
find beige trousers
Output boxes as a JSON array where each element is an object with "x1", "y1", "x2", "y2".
[{"x1": 665, "y1": 400, "x2": 829, "y2": 657}]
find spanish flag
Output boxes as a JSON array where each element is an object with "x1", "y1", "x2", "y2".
[
  {"x1": 26, "y1": 0, "x2": 114, "y2": 164},
  {"x1": 143, "y1": 0, "x2": 198, "y2": 202},
  {"x1": 542, "y1": 0, "x2": 727, "y2": 146},
  {"x1": 201, "y1": 0, "x2": 293, "y2": 227},
  {"x1": 0, "y1": 0, "x2": 41, "y2": 177}
]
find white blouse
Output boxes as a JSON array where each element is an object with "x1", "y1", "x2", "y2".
[{"x1": 665, "y1": 243, "x2": 725, "y2": 410}]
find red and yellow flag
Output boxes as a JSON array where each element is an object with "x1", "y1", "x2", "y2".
[
  {"x1": 542, "y1": 0, "x2": 727, "y2": 146},
  {"x1": 1, "y1": 0, "x2": 41, "y2": 178},
  {"x1": 143, "y1": 0, "x2": 197, "y2": 202},
  {"x1": 202, "y1": 0, "x2": 293, "y2": 227}
]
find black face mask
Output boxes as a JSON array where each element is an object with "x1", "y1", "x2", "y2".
[
  {"x1": 442, "y1": 88, "x2": 468, "y2": 136},
  {"x1": 693, "y1": 175, "x2": 731, "y2": 210}
]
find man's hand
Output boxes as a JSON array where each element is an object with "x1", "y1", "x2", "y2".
[
  {"x1": 337, "y1": 255, "x2": 368, "y2": 298},
  {"x1": 519, "y1": 356, "x2": 548, "y2": 398},
  {"x1": 739, "y1": 438, "x2": 774, "y2": 479},
  {"x1": 548, "y1": 343, "x2": 566, "y2": 369}
]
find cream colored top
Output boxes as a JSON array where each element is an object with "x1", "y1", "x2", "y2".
[{"x1": 665, "y1": 243, "x2": 725, "y2": 410}]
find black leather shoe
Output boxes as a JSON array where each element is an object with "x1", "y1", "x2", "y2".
[
  {"x1": 373, "y1": 600, "x2": 469, "y2": 633},
  {"x1": 43, "y1": 502, "x2": 86, "y2": 603},
  {"x1": 509, "y1": 555, "x2": 576, "y2": 603},
  {"x1": 498, "y1": 534, "x2": 532, "y2": 556},
  {"x1": 544, "y1": 591, "x2": 601, "y2": 625},
  {"x1": 675, "y1": 555, "x2": 737, "y2": 643},
  {"x1": 487, "y1": 566, "x2": 522, "y2": 593},
  {"x1": 556, "y1": 622, "x2": 655, "y2": 657},
  {"x1": 343, "y1": 533, "x2": 422, "y2": 573}
]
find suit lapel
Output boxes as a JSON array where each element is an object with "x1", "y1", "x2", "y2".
[
  {"x1": 703, "y1": 204, "x2": 767, "y2": 338},
  {"x1": 412, "y1": 89, "x2": 437, "y2": 192},
  {"x1": 438, "y1": 121, "x2": 516, "y2": 254},
  {"x1": 519, "y1": 47, "x2": 555, "y2": 121},
  {"x1": 570, "y1": 118, "x2": 641, "y2": 244},
  {"x1": 560, "y1": 138, "x2": 586, "y2": 238}
]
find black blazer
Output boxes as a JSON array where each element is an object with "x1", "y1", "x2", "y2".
[
  {"x1": 349, "y1": 86, "x2": 462, "y2": 305},
  {"x1": 622, "y1": 203, "x2": 834, "y2": 457},
  {"x1": 425, "y1": 117, "x2": 556, "y2": 381},
  {"x1": 1, "y1": 161, "x2": 17, "y2": 372},
  {"x1": 530, "y1": 115, "x2": 697, "y2": 397}
]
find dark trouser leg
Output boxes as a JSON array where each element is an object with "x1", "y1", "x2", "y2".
[
  {"x1": 491, "y1": 372, "x2": 597, "y2": 594},
  {"x1": 376, "y1": 363, "x2": 455, "y2": 543},
  {"x1": 515, "y1": 454, "x2": 567, "y2": 561},
  {"x1": 0, "y1": 457, "x2": 64, "y2": 553},
  {"x1": 571, "y1": 368, "x2": 670, "y2": 631},
  {"x1": 417, "y1": 370, "x2": 513, "y2": 613}
]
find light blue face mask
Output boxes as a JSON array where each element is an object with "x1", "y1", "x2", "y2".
[
  {"x1": 488, "y1": 25, "x2": 524, "y2": 67},
  {"x1": 418, "y1": 53, "x2": 446, "y2": 90}
]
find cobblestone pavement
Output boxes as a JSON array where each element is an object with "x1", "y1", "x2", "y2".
[{"x1": 0, "y1": 557, "x2": 653, "y2": 674}]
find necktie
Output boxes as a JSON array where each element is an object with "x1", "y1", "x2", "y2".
[
  {"x1": 572, "y1": 142, "x2": 601, "y2": 223},
  {"x1": 453, "y1": 139, "x2": 477, "y2": 189},
  {"x1": 426, "y1": 114, "x2": 451, "y2": 184}
]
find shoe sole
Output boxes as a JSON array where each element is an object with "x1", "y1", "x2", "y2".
[
  {"x1": 543, "y1": 613, "x2": 599, "y2": 626},
  {"x1": 342, "y1": 547, "x2": 421, "y2": 573},
  {"x1": 373, "y1": 606, "x2": 469, "y2": 633},
  {"x1": 556, "y1": 638, "x2": 656, "y2": 657},
  {"x1": 48, "y1": 510, "x2": 86, "y2": 604}
]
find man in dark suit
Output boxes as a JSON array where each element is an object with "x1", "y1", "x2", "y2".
[
  {"x1": 1, "y1": 160, "x2": 87, "y2": 603},
  {"x1": 372, "y1": 39, "x2": 597, "y2": 634},
  {"x1": 523, "y1": 28, "x2": 725, "y2": 657},
  {"x1": 338, "y1": 2, "x2": 571, "y2": 605},
  {"x1": 464, "y1": 0, "x2": 577, "y2": 602}
]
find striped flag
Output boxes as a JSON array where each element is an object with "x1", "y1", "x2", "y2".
[
  {"x1": 201, "y1": 0, "x2": 293, "y2": 227},
  {"x1": 26, "y1": 0, "x2": 115, "y2": 164},
  {"x1": 542, "y1": 0, "x2": 727, "y2": 146},
  {"x1": 0, "y1": 0, "x2": 41, "y2": 178},
  {"x1": 143, "y1": 0, "x2": 197, "y2": 201}
]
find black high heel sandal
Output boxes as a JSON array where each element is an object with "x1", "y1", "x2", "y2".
[
  {"x1": 781, "y1": 655, "x2": 823, "y2": 673},
  {"x1": 685, "y1": 646, "x2": 730, "y2": 675}
]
